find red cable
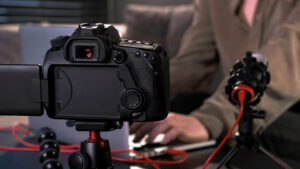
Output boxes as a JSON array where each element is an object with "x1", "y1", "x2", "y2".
[
  {"x1": 0, "y1": 123, "x2": 189, "y2": 169},
  {"x1": 0, "y1": 146, "x2": 78, "y2": 154},
  {"x1": 11, "y1": 123, "x2": 80, "y2": 150},
  {"x1": 0, "y1": 126, "x2": 30, "y2": 134},
  {"x1": 60, "y1": 145, "x2": 81, "y2": 149},
  {"x1": 0, "y1": 146, "x2": 38, "y2": 152},
  {"x1": 3, "y1": 123, "x2": 80, "y2": 153},
  {"x1": 11, "y1": 122, "x2": 38, "y2": 148},
  {"x1": 201, "y1": 90, "x2": 246, "y2": 169}
]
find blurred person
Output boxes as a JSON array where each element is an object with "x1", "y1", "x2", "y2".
[{"x1": 130, "y1": 0, "x2": 300, "y2": 156}]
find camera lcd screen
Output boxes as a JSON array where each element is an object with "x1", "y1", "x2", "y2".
[{"x1": 49, "y1": 65, "x2": 122, "y2": 120}]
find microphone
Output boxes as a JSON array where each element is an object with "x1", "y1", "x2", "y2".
[
  {"x1": 208, "y1": 53, "x2": 293, "y2": 169},
  {"x1": 202, "y1": 52, "x2": 271, "y2": 169},
  {"x1": 225, "y1": 52, "x2": 270, "y2": 105}
]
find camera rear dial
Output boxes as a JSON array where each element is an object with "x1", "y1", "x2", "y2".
[{"x1": 122, "y1": 89, "x2": 144, "y2": 111}]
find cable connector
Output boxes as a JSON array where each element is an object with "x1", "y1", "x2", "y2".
[{"x1": 238, "y1": 90, "x2": 246, "y2": 104}]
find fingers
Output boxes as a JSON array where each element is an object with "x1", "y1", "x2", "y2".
[
  {"x1": 130, "y1": 113, "x2": 181, "y2": 144},
  {"x1": 146, "y1": 122, "x2": 170, "y2": 143},
  {"x1": 130, "y1": 113, "x2": 209, "y2": 145},
  {"x1": 130, "y1": 122, "x2": 143, "y2": 134},
  {"x1": 133, "y1": 122, "x2": 156, "y2": 142},
  {"x1": 161, "y1": 128, "x2": 179, "y2": 144}
]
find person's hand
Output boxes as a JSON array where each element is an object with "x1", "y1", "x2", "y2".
[{"x1": 130, "y1": 113, "x2": 209, "y2": 144}]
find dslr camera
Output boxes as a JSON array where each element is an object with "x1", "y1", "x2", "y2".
[{"x1": 0, "y1": 23, "x2": 169, "y2": 122}]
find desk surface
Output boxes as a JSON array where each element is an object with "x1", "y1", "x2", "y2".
[{"x1": 0, "y1": 131, "x2": 300, "y2": 169}]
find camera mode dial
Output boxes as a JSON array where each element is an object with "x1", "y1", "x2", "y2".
[{"x1": 80, "y1": 23, "x2": 103, "y2": 30}]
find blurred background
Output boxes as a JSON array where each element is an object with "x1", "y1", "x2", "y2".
[
  {"x1": 1, "y1": 0, "x2": 300, "y2": 166},
  {"x1": 0, "y1": 0, "x2": 193, "y2": 24},
  {"x1": 0, "y1": 0, "x2": 197, "y2": 71}
]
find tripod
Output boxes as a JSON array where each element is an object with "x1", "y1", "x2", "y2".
[
  {"x1": 216, "y1": 106, "x2": 293, "y2": 169},
  {"x1": 67, "y1": 121, "x2": 123, "y2": 169}
]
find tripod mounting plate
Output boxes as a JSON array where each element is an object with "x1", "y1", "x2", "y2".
[{"x1": 66, "y1": 120, "x2": 123, "y2": 131}]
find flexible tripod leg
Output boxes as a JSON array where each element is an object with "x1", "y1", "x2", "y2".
[
  {"x1": 257, "y1": 145, "x2": 293, "y2": 169},
  {"x1": 216, "y1": 144, "x2": 241, "y2": 169}
]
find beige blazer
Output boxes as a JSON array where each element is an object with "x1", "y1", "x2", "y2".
[{"x1": 171, "y1": 0, "x2": 300, "y2": 139}]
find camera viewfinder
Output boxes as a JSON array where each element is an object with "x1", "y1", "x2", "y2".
[
  {"x1": 76, "y1": 46, "x2": 94, "y2": 59},
  {"x1": 70, "y1": 42, "x2": 99, "y2": 62}
]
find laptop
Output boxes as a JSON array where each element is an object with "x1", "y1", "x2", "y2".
[{"x1": 19, "y1": 25, "x2": 129, "y2": 150}]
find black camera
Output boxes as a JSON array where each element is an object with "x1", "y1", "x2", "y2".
[{"x1": 0, "y1": 23, "x2": 170, "y2": 122}]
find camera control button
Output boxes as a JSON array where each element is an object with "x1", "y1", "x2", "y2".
[
  {"x1": 151, "y1": 55, "x2": 157, "y2": 61},
  {"x1": 122, "y1": 89, "x2": 143, "y2": 110},
  {"x1": 132, "y1": 112, "x2": 143, "y2": 119},
  {"x1": 143, "y1": 53, "x2": 148, "y2": 58},
  {"x1": 135, "y1": 51, "x2": 141, "y2": 56},
  {"x1": 112, "y1": 51, "x2": 126, "y2": 64}
]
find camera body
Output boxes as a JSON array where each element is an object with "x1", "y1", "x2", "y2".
[{"x1": 0, "y1": 23, "x2": 170, "y2": 122}]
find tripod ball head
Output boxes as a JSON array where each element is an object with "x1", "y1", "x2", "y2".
[{"x1": 68, "y1": 152, "x2": 89, "y2": 169}]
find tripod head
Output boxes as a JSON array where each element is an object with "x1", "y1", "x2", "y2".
[
  {"x1": 65, "y1": 121, "x2": 121, "y2": 169},
  {"x1": 66, "y1": 120, "x2": 123, "y2": 131}
]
